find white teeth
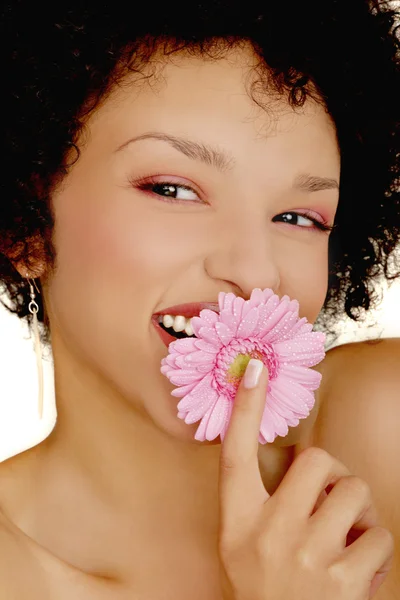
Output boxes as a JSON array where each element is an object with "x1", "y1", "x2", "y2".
[
  {"x1": 160, "y1": 314, "x2": 195, "y2": 335},
  {"x1": 162, "y1": 314, "x2": 174, "y2": 328},
  {"x1": 184, "y1": 321, "x2": 194, "y2": 337},
  {"x1": 173, "y1": 315, "x2": 187, "y2": 332}
]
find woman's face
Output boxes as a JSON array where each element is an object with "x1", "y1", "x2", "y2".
[{"x1": 45, "y1": 46, "x2": 340, "y2": 441}]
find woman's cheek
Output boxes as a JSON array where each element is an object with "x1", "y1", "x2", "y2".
[{"x1": 277, "y1": 241, "x2": 329, "y2": 322}]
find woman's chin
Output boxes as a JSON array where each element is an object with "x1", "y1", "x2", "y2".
[{"x1": 159, "y1": 412, "x2": 221, "y2": 446}]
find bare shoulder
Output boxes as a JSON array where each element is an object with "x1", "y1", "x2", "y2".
[
  {"x1": 0, "y1": 512, "x2": 49, "y2": 599},
  {"x1": 314, "y1": 337, "x2": 400, "y2": 478},
  {"x1": 319, "y1": 337, "x2": 400, "y2": 379},
  {"x1": 313, "y1": 338, "x2": 400, "y2": 600},
  {"x1": 0, "y1": 512, "x2": 37, "y2": 598},
  {"x1": 0, "y1": 454, "x2": 100, "y2": 600},
  {"x1": 0, "y1": 481, "x2": 48, "y2": 599}
]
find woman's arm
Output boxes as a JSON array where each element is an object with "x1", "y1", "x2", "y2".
[{"x1": 313, "y1": 339, "x2": 400, "y2": 600}]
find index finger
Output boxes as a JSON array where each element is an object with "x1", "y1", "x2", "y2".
[{"x1": 219, "y1": 359, "x2": 270, "y2": 529}]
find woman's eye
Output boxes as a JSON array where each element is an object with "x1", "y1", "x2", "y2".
[
  {"x1": 273, "y1": 212, "x2": 332, "y2": 232},
  {"x1": 138, "y1": 181, "x2": 200, "y2": 202},
  {"x1": 275, "y1": 212, "x2": 313, "y2": 227}
]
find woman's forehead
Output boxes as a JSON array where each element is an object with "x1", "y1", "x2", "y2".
[{"x1": 85, "y1": 47, "x2": 338, "y2": 158}]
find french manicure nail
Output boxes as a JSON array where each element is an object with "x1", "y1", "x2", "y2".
[{"x1": 243, "y1": 358, "x2": 264, "y2": 389}]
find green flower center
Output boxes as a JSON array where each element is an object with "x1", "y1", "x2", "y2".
[
  {"x1": 215, "y1": 339, "x2": 278, "y2": 399},
  {"x1": 226, "y1": 350, "x2": 265, "y2": 387},
  {"x1": 227, "y1": 353, "x2": 252, "y2": 380}
]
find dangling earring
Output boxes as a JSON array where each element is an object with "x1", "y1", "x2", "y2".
[{"x1": 27, "y1": 275, "x2": 44, "y2": 419}]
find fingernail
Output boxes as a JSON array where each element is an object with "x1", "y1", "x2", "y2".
[{"x1": 243, "y1": 359, "x2": 264, "y2": 389}]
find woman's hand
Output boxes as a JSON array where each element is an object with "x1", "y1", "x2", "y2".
[{"x1": 218, "y1": 359, "x2": 394, "y2": 600}]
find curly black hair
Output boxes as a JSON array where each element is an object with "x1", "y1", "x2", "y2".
[{"x1": 0, "y1": 0, "x2": 399, "y2": 339}]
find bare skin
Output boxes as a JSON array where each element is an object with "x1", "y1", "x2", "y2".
[
  {"x1": 312, "y1": 338, "x2": 400, "y2": 600},
  {"x1": 0, "y1": 46, "x2": 397, "y2": 599}
]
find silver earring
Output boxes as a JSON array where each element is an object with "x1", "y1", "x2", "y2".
[{"x1": 27, "y1": 275, "x2": 44, "y2": 419}]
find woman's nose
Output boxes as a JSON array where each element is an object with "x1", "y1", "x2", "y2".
[{"x1": 204, "y1": 217, "x2": 280, "y2": 299}]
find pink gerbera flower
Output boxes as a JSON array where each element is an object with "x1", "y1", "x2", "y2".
[{"x1": 161, "y1": 288, "x2": 325, "y2": 444}]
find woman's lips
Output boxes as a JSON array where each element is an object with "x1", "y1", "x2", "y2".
[
  {"x1": 152, "y1": 301, "x2": 219, "y2": 347},
  {"x1": 152, "y1": 318, "x2": 178, "y2": 347},
  {"x1": 154, "y1": 302, "x2": 219, "y2": 319}
]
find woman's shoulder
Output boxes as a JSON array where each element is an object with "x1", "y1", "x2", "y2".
[
  {"x1": 312, "y1": 338, "x2": 400, "y2": 454},
  {"x1": 0, "y1": 506, "x2": 46, "y2": 599},
  {"x1": 0, "y1": 488, "x2": 113, "y2": 600},
  {"x1": 319, "y1": 337, "x2": 400, "y2": 382},
  {"x1": 0, "y1": 504, "x2": 95, "y2": 600},
  {"x1": 332, "y1": 335, "x2": 400, "y2": 358},
  {"x1": 315, "y1": 337, "x2": 400, "y2": 415},
  {"x1": 0, "y1": 455, "x2": 51, "y2": 599},
  {"x1": 314, "y1": 337, "x2": 400, "y2": 463},
  {"x1": 312, "y1": 337, "x2": 400, "y2": 599}
]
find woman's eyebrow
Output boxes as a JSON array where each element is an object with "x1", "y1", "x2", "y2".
[
  {"x1": 292, "y1": 173, "x2": 339, "y2": 192},
  {"x1": 116, "y1": 131, "x2": 339, "y2": 192},
  {"x1": 115, "y1": 131, "x2": 234, "y2": 172}
]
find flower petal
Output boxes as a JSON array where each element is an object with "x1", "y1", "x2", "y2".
[
  {"x1": 219, "y1": 307, "x2": 236, "y2": 328},
  {"x1": 219, "y1": 400, "x2": 233, "y2": 441},
  {"x1": 279, "y1": 363, "x2": 322, "y2": 390},
  {"x1": 184, "y1": 390, "x2": 219, "y2": 423},
  {"x1": 259, "y1": 431, "x2": 268, "y2": 444},
  {"x1": 170, "y1": 337, "x2": 199, "y2": 354},
  {"x1": 271, "y1": 378, "x2": 315, "y2": 411},
  {"x1": 196, "y1": 362, "x2": 215, "y2": 374},
  {"x1": 163, "y1": 354, "x2": 180, "y2": 368},
  {"x1": 262, "y1": 288, "x2": 275, "y2": 303},
  {"x1": 168, "y1": 354, "x2": 186, "y2": 369},
  {"x1": 177, "y1": 373, "x2": 217, "y2": 412},
  {"x1": 274, "y1": 334, "x2": 325, "y2": 367},
  {"x1": 278, "y1": 316, "x2": 308, "y2": 342},
  {"x1": 205, "y1": 395, "x2": 230, "y2": 441},
  {"x1": 233, "y1": 296, "x2": 245, "y2": 323},
  {"x1": 268, "y1": 387, "x2": 309, "y2": 420},
  {"x1": 249, "y1": 288, "x2": 266, "y2": 307},
  {"x1": 286, "y1": 416, "x2": 300, "y2": 428},
  {"x1": 298, "y1": 322, "x2": 315, "y2": 335},
  {"x1": 262, "y1": 310, "x2": 298, "y2": 343},
  {"x1": 168, "y1": 369, "x2": 204, "y2": 386},
  {"x1": 215, "y1": 321, "x2": 235, "y2": 346},
  {"x1": 269, "y1": 409, "x2": 289, "y2": 438},
  {"x1": 258, "y1": 297, "x2": 290, "y2": 339},
  {"x1": 287, "y1": 299, "x2": 300, "y2": 317},
  {"x1": 171, "y1": 381, "x2": 200, "y2": 398},
  {"x1": 199, "y1": 309, "x2": 219, "y2": 325},
  {"x1": 219, "y1": 292, "x2": 235, "y2": 313},
  {"x1": 241, "y1": 299, "x2": 254, "y2": 319},
  {"x1": 218, "y1": 291, "x2": 226, "y2": 308},
  {"x1": 190, "y1": 316, "x2": 203, "y2": 337},
  {"x1": 256, "y1": 295, "x2": 280, "y2": 334},
  {"x1": 260, "y1": 404, "x2": 279, "y2": 443},
  {"x1": 194, "y1": 339, "x2": 219, "y2": 354},
  {"x1": 236, "y1": 306, "x2": 260, "y2": 338},
  {"x1": 177, "y1": 350, "x2": 215, "y2": 367},
  {"x1": 198, "y1": 326, "x2": 221, "y2": 345},
  {"x1": 194, "y1": 396, "x2": 220, "y2": 441}
]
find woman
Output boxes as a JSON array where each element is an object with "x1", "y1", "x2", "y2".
[{"x1": 0, "y1": 1, "x2": 399, "y2": 598}]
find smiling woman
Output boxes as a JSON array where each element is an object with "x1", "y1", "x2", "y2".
[{"x1": 0, "y1": 1, "x2": 399, "y2": 599}]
